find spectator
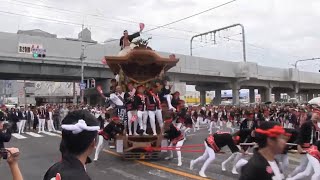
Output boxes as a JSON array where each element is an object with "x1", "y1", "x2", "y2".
[
  {"x1": 239, "y1": 121, "x2": 287, "y2": 180},
  {"x1": 43, "y1": 110, "x2": 100, "y2": 180},
  {"x1": 3, "y1": 147, "x2": 23, "y2": 180}
]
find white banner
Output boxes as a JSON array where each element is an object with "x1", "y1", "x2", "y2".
[{"x1": 18, "y1": 43, "x2": 44, "y2": 54}]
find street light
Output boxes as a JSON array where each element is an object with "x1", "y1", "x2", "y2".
[
  {"x1": 294, "y1": 58, "x2": 320, "y2": 69},
  {"x1": 80, "y1": 42, "x2": 97, "y2": 104}
]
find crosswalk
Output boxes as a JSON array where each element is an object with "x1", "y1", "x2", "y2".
[{"x1": 11, "y1": 131, "x2": 62, "y2": 140}]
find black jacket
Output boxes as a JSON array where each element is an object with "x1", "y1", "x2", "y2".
[
  {"x1": 239, "y1": 151, "x2": 284, "y2": 180},
  {"x1": 0, "y1": 128, "x2": 12, "y2": 149},
  {"x1": 43, "y1": 154, "x2": 91, "y2": 180},
  {"x1": 119, "y1": 32, "x2": 140, "y2": 49},
  {"x1": 164, "y1": 124, "x2": 182, "y2": 142},
  {"x1": 0, "y1": 111, "x2": 5, "y2": 121},
  {"x1": 124, "y1": 92, "x2": 136, "y2": 111},
  {"x1": 296, "y1": 121, "x2": 318, "y2": 146},
  {"x1": 134, "y1": 94, "x2": 146, "y2": 111},
  {"x1": 102, "y1": 121, "x2": 123, "y2": 140}
]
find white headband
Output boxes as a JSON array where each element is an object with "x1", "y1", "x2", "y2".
[{"x1": 61, "y1": 120, "x2": 100, "y2": 134}]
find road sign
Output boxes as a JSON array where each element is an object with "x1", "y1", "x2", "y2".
[{"x1": 79, "y1": 83, "x2": 86, "y2": 90}]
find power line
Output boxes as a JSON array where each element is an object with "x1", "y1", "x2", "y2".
[
  {"x1": 144, "y1": 0, "x2": 238, "y2": 32},
  {"x1": 3, "y1": 0, "x2": 196, "y2": 34},
  {"x1": 0, "y1": 10, "x2": 82, "y2": 26}
]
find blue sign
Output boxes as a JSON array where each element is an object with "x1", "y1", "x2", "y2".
[{"x1": 79, "y1": 83, "x2": 87, "y2": 90}]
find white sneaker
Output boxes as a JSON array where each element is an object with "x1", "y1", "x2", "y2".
[
  {"x1": 93, "y1": 157, "x2": 98, "y2": 161},
  {"x1": 199, "y1": 171, "x2": 207, "y2": 178},
  {"x1": 177, "y1": 162, "x2": 182, "y2": 166},
  {"x1": 129, "y1": 132, "x2": 132, "y2": 136},
  {"x1": 134, "y1": 133, "x2": 139, "y2": 136},
  {"x1": 165, "y1": 156, "x2": 173, "y2": 160},
  {"x1": 232, "y1": 167, "x2": 238, "y2": 175},
  {"x1": 190, "y1": 160, "x2": 195, "y2": 170},
  {"x1": 143, "y1": 132, "x2": 148, "y2": 136},
  {"x1": 221, "y1": 162, "x2": 227, "y2": 171}
]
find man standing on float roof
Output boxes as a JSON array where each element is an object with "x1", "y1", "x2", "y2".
[{"x1": 119, "y1": 23, "x2": 145, "y2": 50}]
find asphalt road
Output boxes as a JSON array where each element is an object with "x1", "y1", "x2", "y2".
[{"x1": 0, "y1": 126, "x2": 310, "y2": 180}]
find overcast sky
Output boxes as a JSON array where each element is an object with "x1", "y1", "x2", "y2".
[{"x1": 1, "y1": 0, "x2": 320, "y2": 72}]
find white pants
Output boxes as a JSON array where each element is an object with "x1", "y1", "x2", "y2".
[
  {"x1": 138, "y1": 110, "x2": 148, "y2": 131},
  {"x1": 167, "y1": 139, "x2": 184, "y2": 165},
  {"x1": 127, "y1": 111, "x2": 138, "y2": 135},
  {"x1": 288, "y1": 154, "x2": 320, "y2": 180},
  {"x1": 164, "y1": 94, "x2": 175, "y2": 110},
  {"x1": 18, "y1": 120, "x2": 26, "y2": 134},
  {"x1": 193, "y1": 142, "x2": 216, "y2": 174},
  {"x1": 196, "y1": 117, "x2": 202, "y2": 129},
  {"x1": 94, "y1": 135, "x2": 107, "y2": 161},
  {"x1": 148, "y1": 110, "x2": 163, "y2": 135},
  {"x1": 221, "y1": 152, "x2": 243, "y2": 173},
  {"x1": 38, "y1": 119, "x2": 45, "y2": 133},
  {"x1": 275, "y1": 154, "x2": 289, "y2": 173},
  {"x1": 47, "y1": 120, "x2": 56, "y2": 132},
  {"x1": 209, "y1": 121, "x2": 219, "y2": 134},
  {"x1": 118, "y1": 45, "x2": 134, "y2": 56}
]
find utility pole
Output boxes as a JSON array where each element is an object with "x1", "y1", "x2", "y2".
[
  {"x1": 80, "y1": 24, "x2": 85, "y2": 104},
  {"x1": 23, "y1": 80, "x2": 26, "y2": 108}
]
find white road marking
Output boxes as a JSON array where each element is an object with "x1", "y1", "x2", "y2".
[
  {"x1": 12, "y1": 133, "x2": 27, "y2": 139},
  {"x1": 107, "y1": 167, "x2": 148, "y2": 180},
  {"x1": 25, "y1": 132, "x2": 43, "y2": 137},
  {"x1": 41, "y1": 131, "x2": 60, "y2": 137}
]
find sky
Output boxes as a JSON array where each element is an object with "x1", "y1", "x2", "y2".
[{"x1": 0, "y1": 0, "x2": 320, "y2": 73}]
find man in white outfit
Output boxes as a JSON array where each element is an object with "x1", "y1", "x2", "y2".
[
  {"x1": 18, "y1": 108, "x2": 26, "y2": 134},
  {"x1": 38, "y1": 107, "x2": 46, "y2": 133},
  {"x1": 47, "y1": 108, "x2": 56, "y2": 132}
]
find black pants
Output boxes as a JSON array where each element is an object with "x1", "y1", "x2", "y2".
[
  {"x1": 26, "y1": 119, "x2": 32, "y2": 131},
  {"x1": 33, "y1": 118, "x2": 39, "y2": 130},
  {"x1": 53, "y1": 117, "x2": 60, "y2": 130},
  {"x1": 12, "y1": 122, "x2": 18, "y2": 133},
  {"x1": 214, "y1": 133, "x2": 240, "y2": 153}
]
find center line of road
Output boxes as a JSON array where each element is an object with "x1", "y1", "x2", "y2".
[{"x1": 102, "y1": 149, "x2": 211, "y2": 180}]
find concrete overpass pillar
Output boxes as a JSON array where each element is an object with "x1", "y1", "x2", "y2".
[
  {"x1": 259, "y1": 88, "x2": 265, "y2": 102},
  {"x1": 249, "y1": 88, "x2": 255, "y2": 103},
  {"x1": 265, "y1": 87, "x2": 272, "y2": 102},
  {"x1": 259, "y1": 87, "x2": 271, "y2": 102},
  {"x1": 308, "y1": 92, "x2": 314, "y2": 101},
  {"x1": 214, "y1": 90, "x2": 221, "y2": 105},
  {"x1": 300, "y1": 93, "x2": 307, "y2": 102},
  {"x1": 232, "y1": 83, "x2": 240, "y2": 105},
  {"x1": 274, "y1": 91, "x2": 281, "y2": 102},
  {"x1": 200, "y1": 90, "x2": 206, "y2": 106},
  {"x1": 287, "y1": 91, "x2": 296, "y2": 99}
]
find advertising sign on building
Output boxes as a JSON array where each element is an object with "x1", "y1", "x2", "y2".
[{"x1": 18, "y1": 43, "x2": 46, "y2": 56}]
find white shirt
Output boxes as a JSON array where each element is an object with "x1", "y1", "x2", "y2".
[
  {"x1": 110, "y1": 92, "x2": 125, "y2": 106},
  {"x1": 268, "y1": 161, "x2": 284, "y2": 180}
]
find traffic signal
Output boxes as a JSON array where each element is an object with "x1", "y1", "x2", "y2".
[
  {"x1": 90, "y1": 78, "x2": 95, "y2": 88},
  {"x1": 32, "y1": 48, "x2": 46, "y2": 58}
]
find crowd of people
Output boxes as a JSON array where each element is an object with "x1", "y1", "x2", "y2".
[{"x1": 1, "y1": 76, "x2": 320, "y2": 180}]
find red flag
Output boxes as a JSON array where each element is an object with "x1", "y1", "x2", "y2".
[
  {"x1": 96, "y1": 85, "x2": 103, "y2": 95},
  {"x1": 130, "y1": 114, "x2": 138, "y2": 123},
  {"x1": 139, "y1": 23, "x2": 145, "y2": 32},
  {"x1": 101, "y1": 57, "x2": 107, "y2": 64},
  {"x1": 55, "y1": 173, "x2": 61, "y2": 180}
]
